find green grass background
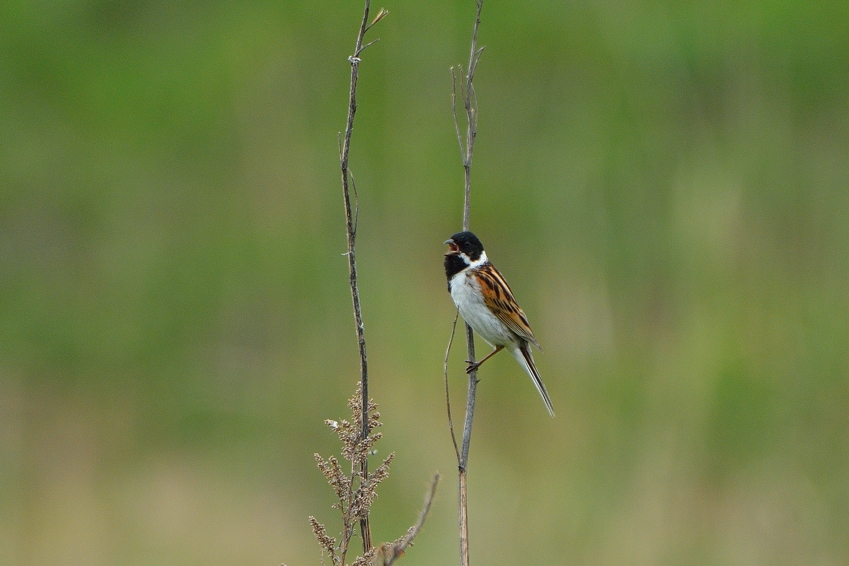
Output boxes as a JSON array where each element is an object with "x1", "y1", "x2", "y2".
[{"x1": 2, "y1": 1, "x2": 848, "y2": 564}]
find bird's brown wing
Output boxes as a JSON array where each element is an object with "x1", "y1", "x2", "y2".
[{"x1": 474, "y1": 264, "x2": 541, "y2": 349}]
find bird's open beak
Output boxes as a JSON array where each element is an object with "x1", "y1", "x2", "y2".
[{"x1": 444, "y1": 240, "x2": 459, "y2": 256}]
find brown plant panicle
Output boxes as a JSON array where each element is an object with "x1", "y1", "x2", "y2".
[
  {"x1": 351, "y1": 548, "x2": 377, "y2": 566},
  {"x1": 311, "y1": 383, "x2": 394, "y2": 566},
  {"x1": 308, "y1": 383, "x2": 438, "y2": 566},
  {"x1": 309, "y1": 516, "x2": 339, "y2": 566}
]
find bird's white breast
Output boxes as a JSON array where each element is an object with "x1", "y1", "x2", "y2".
[{"x1": 449, "y1": 268, "x2": 516, "y2": 348}]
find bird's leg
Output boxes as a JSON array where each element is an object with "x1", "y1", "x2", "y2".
[{"x1": 466, "y1": 345, "x2": 503, "y2": 374}]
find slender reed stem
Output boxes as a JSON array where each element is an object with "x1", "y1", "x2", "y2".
[
  {"x1": 339, "y1": 0, "x2": 387, "y2": 553},
  {"x1": 448, "y1": 2, "x2": 485, "y2": 564}
]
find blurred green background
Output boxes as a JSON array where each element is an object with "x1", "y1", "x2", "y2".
[{"x1": 2, "y1": 1, "x2": 848, "y2": 564}]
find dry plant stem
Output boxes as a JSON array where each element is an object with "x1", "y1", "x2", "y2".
[
  {"x1": 341, "y1": 0, "x2": 371, "y2": 448},
  {"x1": 444, "y1": 311, "x2": 461, "y2": 461},
  {"x1": 453, "y1": 0, "x2": 486, "y2": 469},
  {"x1": 339, "y1": 0, "x2": 387, "y2": 554},
  {"x1": 458, "y1": 329, "x2": 475, "y2": 566},
  {"x1": 450, "y1": 2, "x2": 485, "y2": 565},
  {"x1": 376, "y1": 473, "x2": 441, "y2": 566},
  {"x1": 402, "y1": 474, "x2": 441, "y2": 551}
]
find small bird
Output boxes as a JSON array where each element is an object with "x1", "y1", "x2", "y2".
[{"x1": 444, "y1": 231, "x2": 554, "y2": 417}]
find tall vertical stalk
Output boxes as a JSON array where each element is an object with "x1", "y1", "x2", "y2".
[
  {"x1": 338, "y1": 0, "x2": 387, "y2": 553},
  {"x1": 449, "y1": 2, "x2": 485, "y2": 564}
]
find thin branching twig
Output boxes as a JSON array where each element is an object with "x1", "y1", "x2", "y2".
[
  {"x1": 444, "y1": 311, "x2": 461, "y2": 462},
  {"x1": 371, "y1": 474, "x2": 441, "y2": 566}
]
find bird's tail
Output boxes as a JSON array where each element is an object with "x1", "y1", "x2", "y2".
[{"x1": 510, "y1": 343, "x2": 555, "y2": 417}]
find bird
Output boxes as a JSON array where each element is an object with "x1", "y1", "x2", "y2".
[{"x1": 444, "y1": 231, "x2": 554, "y2": 417}]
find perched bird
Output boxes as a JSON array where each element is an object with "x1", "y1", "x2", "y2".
[{"x1": 444, "y1": 231, "x2": 554, "y2": 417}]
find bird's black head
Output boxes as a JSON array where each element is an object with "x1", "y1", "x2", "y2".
[
  {"x1": 444, "y1": 231, "x2": 484, "y2": 261},
  {"x1": 444, "y1": 231, "x2": 486, "y2": 283}
]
